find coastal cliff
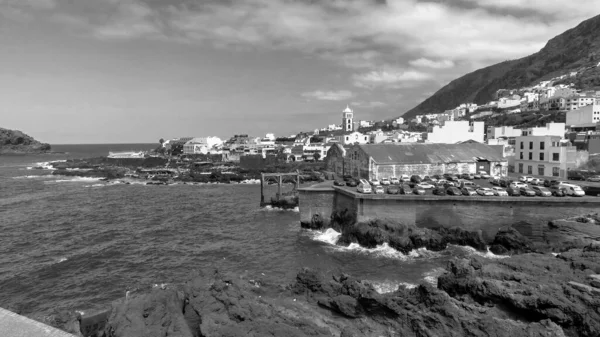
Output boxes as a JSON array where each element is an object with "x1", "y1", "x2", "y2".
[
  {"x1": 60, "y1": 214, "x2": 600, "y2": 337},
  {"x1": 0, "y1": 127, "x2": 51, "y2": 154}
]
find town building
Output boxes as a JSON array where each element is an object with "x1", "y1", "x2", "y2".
[
  {"x1": 513, "y1": 135, "x2": 586, "y2": 178},
  {"x1": 566, "y1": 98, "x2": 600, "y2": 126},
  {"x1": 342, "y1": 105, "x2": 354, "y2": 132},
  {"x1": 326, "y1": 143, "x2": 507, "y2": 180},
  {"x1": 183, "y1": 137, "x2": 223, "y2": 155},
  {"x1": 521, "y1": 122, "x2": 565, "y2": 137},
  {"x1": 565, "y1": 94, "x2": 597, "y2": 111},
  {"x1": 426, "y1": 121, "x2": 484, "y2": 144},
  {"x1": 334, "y1": 131, "x2": 370, "y2": 145},
  {"x1": 487, "y1": 126, "x2": 522, "y2": 141}
]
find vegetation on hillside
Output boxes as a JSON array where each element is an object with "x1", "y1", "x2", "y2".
[
  {"x1": 0, "y1": 127, "x2": 51, "y2": 153},
  {"x1": 403, "y1": 13, "x2": 600, "y2": 119}
]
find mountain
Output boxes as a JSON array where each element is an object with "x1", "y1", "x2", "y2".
[
  {"x1": 403, "y1": 14, "x2": 600, "y2": 119},
  {"x1": 0, "y1": 128, "x2": 51, "y2": 154}
]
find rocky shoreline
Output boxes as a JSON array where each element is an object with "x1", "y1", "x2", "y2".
[{"x1": 44, "y1": 213, "x2": 600, "y2": 337}]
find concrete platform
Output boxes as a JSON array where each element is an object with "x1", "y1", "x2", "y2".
[{"x1": 0, "y1": 307, "x2": 77, "y2": 337}]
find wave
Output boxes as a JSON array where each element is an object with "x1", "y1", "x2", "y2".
[
  {"x1": 422, "y1": 267, "x2": 446, "y2": 287},
  {"x1": 239, "y1": 179, "x2": 261, "y2": 184},
  {"x1": 46, "y1": 177, "x2": 103, "y2": 183},
  {"x1": 450, "y1": 245, "x2": 509, "y2": 259},
  {"x1": 12, "y1": 175, "x2": 54, "y2": 179},
  {"x1": 27, "y1": 160, "x2": 66, "y2": 170},
  {"x1": 84, "y1": 184, "x2": 106, "y2": 188},
  {"x1": 371, "y1": 280, "x2": 418, "y2": 294},
  {"x1": 261, "y1": 205, "x2": 299, "y2": 213}
]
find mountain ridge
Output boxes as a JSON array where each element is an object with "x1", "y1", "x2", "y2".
[{"x1": 403, "y1": 13, "x2": 600, "y2": 119}]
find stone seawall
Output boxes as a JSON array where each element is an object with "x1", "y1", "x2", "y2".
[{"x1": 299, "y1": 186, "x2": 600, "y2": 241}]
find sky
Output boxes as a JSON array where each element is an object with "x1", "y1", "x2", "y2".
[{"x1": 0, "y1": 0, "x2": 598, "y2": 144}]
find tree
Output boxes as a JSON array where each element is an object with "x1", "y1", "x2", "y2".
[
  {"x1": 313, "y1": 152, "x2": 321, "y2": 161},
  {"x1": 159, "y1": 138, "x2": 165, "y2": 145}
]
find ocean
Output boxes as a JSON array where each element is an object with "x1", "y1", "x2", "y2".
[{"x1": 0, "y1": 144, "x2": 491, "y2": 324}]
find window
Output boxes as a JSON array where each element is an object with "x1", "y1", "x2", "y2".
[
  {"x1": 520, "y1": 142, "x2": 523, "y2": 149},
  {"x1": 518, "y1": 163, "x2": 523, "y2": 173},
  {"x1": 552, "y1": 153, "x2": 559, "y2": 161},
  {"x1": 540, "y1": 142, "x2": 545, "y2": 150},
  {"x1": 538, "y1": 166, "x2": 544, "y2": 176},
  {"x1": 529, "y1": 152, "x2": 532, "y2": 160},
  {"x1": 529, "y1": 142, "x2": 533, "y2": 149},
  {"x1": 552, "y1": 167, "x2": 559, "y2": 177},
  {"x1": 520, "y1": 152, "x2": 523, "y2": 160},
  {"x1": 527, "y1": 165, "x2": 532, "y2": 174},
  {"x1": 539, "y1": 153, "x2": 544, "y2": 161}
]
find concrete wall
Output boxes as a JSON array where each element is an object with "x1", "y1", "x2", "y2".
[{"x1": 299, "y1": 187, "x2": 600, "y2": 242}]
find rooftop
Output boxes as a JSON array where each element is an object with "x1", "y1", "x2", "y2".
[{"x1": 357, "y1": 143, "x2": 505, "y2": 165}]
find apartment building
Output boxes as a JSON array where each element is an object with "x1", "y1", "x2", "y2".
[
  {"x1": 566, "y1": 98, "x2": 600, "y2": 126},
  {"x1": 514, "y1": 135, "x2": 578, "y2": 178}
]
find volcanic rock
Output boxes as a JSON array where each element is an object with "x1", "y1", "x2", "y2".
[{"x1": 489, "y1": 226, "x2": 533, "y2": 255}]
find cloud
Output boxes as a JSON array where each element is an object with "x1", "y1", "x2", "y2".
[
  {"x1": 351, "y1": 101, "x2": 387, "y2": 108},
  {"x1": 352, "y1": 69, "x2": 433, "y2": 89},
  {"x1": 301, "y1": 90, "x2": 354, "y2": 101},
  {"x1": 409, "y1": 58, "x2": 454, "y2": 69}
]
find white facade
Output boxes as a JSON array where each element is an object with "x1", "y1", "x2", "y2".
[
  {"x1": 183, "y1": 137, "x2": 223, "y2": 154},
  {"x1": 521, "y1": 123, "x2": 565, "y2": 137},
  {"x1": 497, "y1": 98, "x2": 521, "y2": 109},
  {"x1": 336, "y1": 131, "x2": 369, "y2": 145},
  {"x1": 566, "y1": 100, "x2": 600, "y2": 125},
  {"x1": 565, "y1": 95, "x2": 597, "y2": 111},
  {"x1": 487, "y1": 126, "x2": 522, "y2": 139},
  {"x1": 514, "y1": 135, "x2": 577, "y2": 179},
  {"x1": 426, "y1": 121, "x2": 484, "y2": 143}
]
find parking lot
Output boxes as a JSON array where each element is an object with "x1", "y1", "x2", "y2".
[{"x1": 337, "y1": 174, "x2": 600, "y2": 198}]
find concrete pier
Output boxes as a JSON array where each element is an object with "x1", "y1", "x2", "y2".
[
  {"x1": 0, "y1": 307, "x2": 77, "y2": 337},
  {"x1": 299, "y1": 185, "x2": 600, "y2": 241}
]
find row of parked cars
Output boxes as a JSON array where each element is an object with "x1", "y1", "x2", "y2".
[{"x1": 337, "y1": 172, "x2": 592, "y2": 197}]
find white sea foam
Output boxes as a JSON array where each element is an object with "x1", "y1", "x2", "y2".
[
  {"x1": 451, "y1": 245, "x2": 510, "y2": 259},
  {"x1": 422, "y1": 267, "x2": 446, "y2": 287},
  {"x1": 262, "y1": 205, "x2": 299, "y2": 213},
  {"x1": 57, "y1": 257, "x2": 68, "y2": 263},
  {"x1": 12, "y1": 175, "x2": 53, "y2": 179},
  {"x1": 240, "y1": 179, "x2": 261, "y2": 184},
  {"x1": 84, "y1": 184, "x2": 105, "y2": 188},
  {"x1": 372, "y1": 280, "x2": 418, "y2": 294},
  {"x1": 50, "y1": 177, "x2": 103, "y2": 183},
  {"x1": 313, "y1": 228, "x2": 341, "y2": 245}
]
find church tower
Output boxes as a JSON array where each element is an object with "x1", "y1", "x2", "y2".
[{"x1": 342, "y1": 105, "x2": 354, "y2": 132}]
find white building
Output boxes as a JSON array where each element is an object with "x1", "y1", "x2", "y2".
[
  {"x1": 335, "y1": 131, "x2": 370, "y2": 145},
  {"x1": 514, "y1": 135, "x2": 579, "y2": 179},
  {"x1": 426, "y1": 121, "x2": 484, "y2": 143},
  {"x1": 566, "y1": 99, "x2": 600, "y2": 126},
  {"x1": 183, "y1": 137, "x2": 223, "y2": 154},
  {"x1": 565, "y1": 95, "x2": 597, "y2": 111},
  {"x1": 521, "y1": 123, "x2": 565, "y2": 137},
  {"x1": 487, "y1": 126, "x2": 522, "y2": 140},
  {"x1": 497, "y1": 97, "x2": 521, "y2": 109}
]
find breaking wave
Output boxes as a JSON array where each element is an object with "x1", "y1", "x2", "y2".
[
  {"x1": 422, "y1": 267, "x2": 446, "y2": 287},
  {"x1": 261, "y1": 205, "x2": 299, "y2": 213},
  {"x1": 46, "y1": 177, "x2": 103, "y2": 183},
  {"x1": 371, "y1": 280, "x2": 418, "y2": 294},
  {"x1": 450, "y1": 245, "x2": 510, "y2": 259},
  {"x1": 12, "y1": 175, "x2": 54, "y2": 179}
]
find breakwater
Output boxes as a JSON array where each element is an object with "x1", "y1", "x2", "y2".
[{"x1": 299, "y1": 185, "x2": 600, "y2": 241}]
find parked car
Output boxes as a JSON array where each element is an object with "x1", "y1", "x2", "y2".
[
  {"x1": 461, "y1": 187, "x2": 477, "y2": 196},
  {"x1": 357, "y1": 181, "x2": 372, "y2": 194},
  {"x1": 473, "y1": 173, "x2": 481, "y2": 179},
  {"x1": 506, "y1": 186, "x2": 521, "y2": 196},
  {"x1": 400, "y1": 185, "x2": 412, "y2": 195},
  {"x1": 333, "y1": 180, "x2": 346, "y2": 186},
  {"x1": 400, "y1": 174, "x2": 410, "y2": 182},
  {"x1": 582, "y1": 185, "x2": 600, "y2": 196},
  {"x1": 499, "y1": 179, "x2": 513, "y2": 187},
  {"x1": 552, "y1": 188, "x2": 566, "y2": 197},
  {"x1": 519, "y1": 186, "x2": 536, "y2": 197},
  {"x1": 410, "y1": 175, "x2": 422, "y2": 183},
  {"x1": 413, "y1": 186, "x2": 426, "y2": 195},
  {"x1": 530, "y1": 178, "x2": 543, "y2": 186},
  {"x1": 447, "y1": 175, "x2": 460, "y2": 182},
  {"x1": 476, "y1": 187, "x2": 494, "y2": 196},
  {"x1": 479, "y1": 171, "x2": 491, "y2": 179},
  {"x1": 489, "y1": 177, "x2": 500, "y2": 185},
  {"x1": 460, "y1": 180, "x2": 476, "y2": 189},
  {"x1": 567, "y1": 171, "x2": 586, "y2": 181},
  {"x1": 432, "y1": 174, "x2": 442, "y2": 180},
  {"x1": 374, "y1": 186, "x2": 385, "y2": 194},
  {"x1": 587, "y1": 175, "x2": 600, "y2": 182},
  {"x1": 531, "y1": 186, "x2": 551, "y2": 197},
  {"x1": 510, "y1": 182, "x2": 528, "y2": 189},
  {"x1": 390, "y1": 176, "x2": 400, "y2": 185},
  {"x1": 446, "y1": 187, "x2": 462, "y2": 196},
  {"x1": 387, "y1": 186, "x2": 400, "y2": 194},
  {"x1": 491, "y1": 186, "x2": 508, "y2": 196},
  {"x1": 461, "y1": 173, "x2": 474, "y2": 180},
  {"x1": 422, "y1": 175, "x2": 432, "y2": 182},
  {"x1": 519, "y1": 176, "x2": 533, "y2": 182},
  {"x1": 432, "y1": 186, "x2": 446, "y2": 196},
  {"x1": 417, "y1": 182, "x2": 435, "y2": 189},
  {"x1": 561, "y1": 183, "x2": 586, "y2": 197},
  {"x1": 370, "y1": 179, "x2": 380, "y2": 186},
  {"x1": 342, "y1": 175, "x2": 353, "y2": 182},
  {"x1": 346, "y1": 179, "x2": 358, "y2": 187},
  {"x1": 381, "y1": 178, "x2": 391, "y2": 186}
]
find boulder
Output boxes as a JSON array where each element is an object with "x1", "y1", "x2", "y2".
[{"x1": 489, "y1": 226, "x2": 532, "y2": 254}]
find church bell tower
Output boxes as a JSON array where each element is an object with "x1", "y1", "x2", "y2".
[{"x1": 342, "y1": 105, "x2": 354, "y2": 132}]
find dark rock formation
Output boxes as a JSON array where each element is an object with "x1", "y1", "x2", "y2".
[
  {"x1": 0, "y1": 127, "x2": 51, "y2": 153},
  {"x1": 334, "y1": 218, "x2": 487, "y2": 254},
  {"x1": 489, "y1": 226, "x2": 533, "y2": 255},
  {"x1": 438, "y1": 250, "x2": 600, "y2": 337}
]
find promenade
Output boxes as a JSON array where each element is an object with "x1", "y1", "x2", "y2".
[{"x1": 0, "y1": 307, "x2": 76, "y2": 337}]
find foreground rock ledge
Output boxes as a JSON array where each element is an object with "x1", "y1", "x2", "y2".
[{"x1": 74, "y1": 246, "x2": 599, "y2": 337}]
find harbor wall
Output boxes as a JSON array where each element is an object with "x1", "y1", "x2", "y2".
[{"x1": 299, "y1": 186, "x2": 600, "y2": 241}]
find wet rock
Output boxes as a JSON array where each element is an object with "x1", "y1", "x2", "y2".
[
  {"x1": 542, "y1": 220, "x2": 600, "y2": 252},
  {"x1": 489, "y1": 226, "x2": 532, "y2": 254}
]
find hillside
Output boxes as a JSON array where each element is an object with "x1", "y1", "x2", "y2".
[
  {"x1": 0, "y1": 128, "x2": 51, "y2": 154},
  {"x1": 404, "y1": 13, "x2": 600, "y2": 119}
]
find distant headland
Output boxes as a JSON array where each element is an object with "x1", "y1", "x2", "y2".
[{"x1": 0, "y1": 127, "x2": 51, "y2": 154}]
